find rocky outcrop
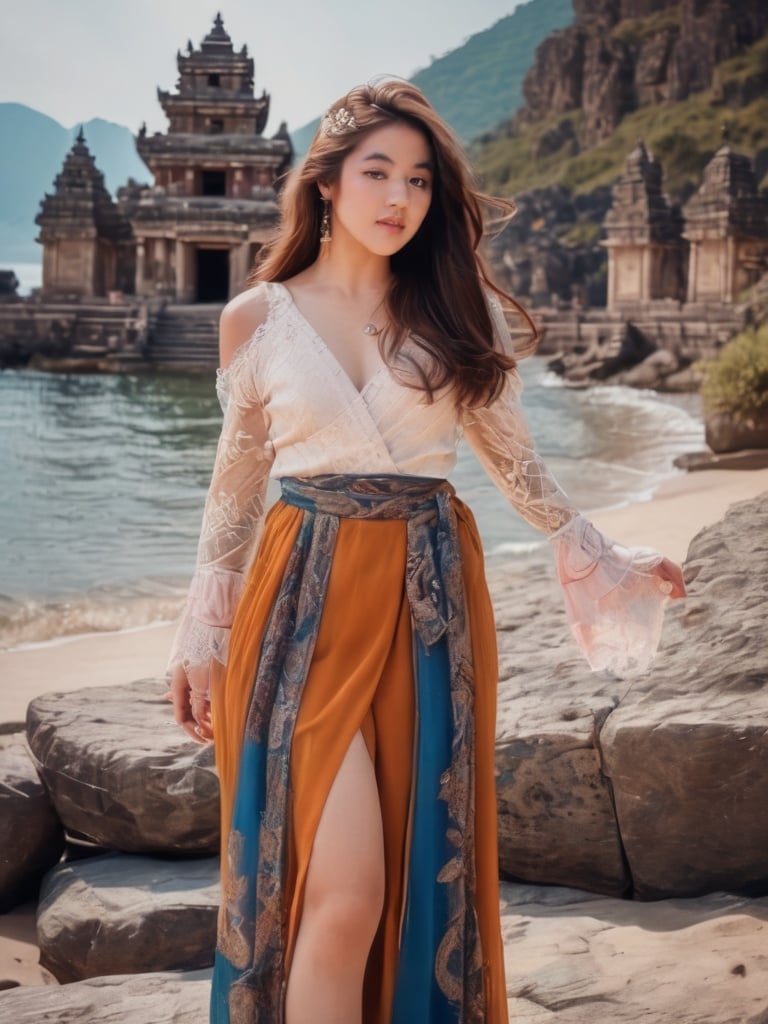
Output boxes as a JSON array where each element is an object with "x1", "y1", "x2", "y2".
[
  {"x1": 600, "y1": 495, "x2": 768, "y2": 898},
  {"x1": 516, "y1": 0, "x2": 768, "y2": 147},
  {"x1": 705, "y1": 409, "x2": 768, "y2": 454},
  {"x1": 492, "y1": 492, "x2": 768, "y2": 899},
  {"x1": 501, "y1": 881, "x2": 768, "y2": 1022},
  {"x1": 0, "y1": 733, "x2": 64, "y2": 911},
  {"x1": 26, "y1": 679, "x2": 219, "y2": 854},
  {"x1": 491, "y1": 557, "x2": 630, "y2": 897},
  {"x1": 0, "y1": 969, "x2": 212, "y2": 1023},
  {"x1": 489, "y1": 184, "x2": 611, "y2": 307},
  {"x1": 36, "y1": 853, "x2": 219, "y2": 982},
  {"x1": 551, "y1": 339, "x2": 700, "y2": 391},
  {"x1": 4, "y1": 882, "x2": 768, "y2": 1021}
]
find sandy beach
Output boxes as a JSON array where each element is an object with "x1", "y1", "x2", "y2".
[{"x1": 1, "y1": 464, "x2": 767, "y2": 996}]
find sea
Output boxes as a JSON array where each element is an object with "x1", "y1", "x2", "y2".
[{"x1": 0, "y1": 354, "x2": 704, "y2": 652}]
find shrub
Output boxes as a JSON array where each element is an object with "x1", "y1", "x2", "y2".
[{"x1": 698, "y1": 324, "x2": 768, "y2": 421}]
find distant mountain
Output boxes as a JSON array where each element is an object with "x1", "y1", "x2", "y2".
[
  {"x1": 290, "y1": 0, "x2": 573, "y2": 155},
  {"x1": 0, "y1": 103, "x2": 149, "y2": 263}
]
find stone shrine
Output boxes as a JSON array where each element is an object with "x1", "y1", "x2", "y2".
[
  {"x1": 602, "y1": 139, "x2": 686, "y2": 307},
  {"x1": 0, "y1": 14, "x2": 294, "y2": 369},
  {"x1": 35, "y1": 129, "x2": 134, "y2": 302},
  {"x1": 123, "y1": 12, "x2": 292, "y2": 303},
  {"x1": 683, "y1": 140, "x2": 768, "y2": 305}
]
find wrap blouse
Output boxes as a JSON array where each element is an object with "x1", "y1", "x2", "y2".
[{"x1": 168, "y1": 280, "x2": 671, "y2": 680}]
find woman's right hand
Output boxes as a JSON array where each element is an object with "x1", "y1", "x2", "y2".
[{"x1": 168, "y1": 662, "x2": 214, "y2": 745}]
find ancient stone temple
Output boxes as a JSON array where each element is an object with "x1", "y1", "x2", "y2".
[
  {"x1": 683, "y1": 141, "x2": 768, "y2": 304},
  {"x1": 123, "y1": 13, "x2": 292, "y2": 303},
  {"x1": 603, "y1": 139, "x2": 685, "y2": 309},
  {"x1": 35, "y1": 128, "x2": 135, "y2": 301}
]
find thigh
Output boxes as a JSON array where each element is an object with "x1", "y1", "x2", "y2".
[{"x1": 302, "y1": 729, "x2": 385, "y2": 912}]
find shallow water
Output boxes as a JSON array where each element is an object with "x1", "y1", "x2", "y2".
[{"x1": 0, "y1": 359, "x2": 703, "y2": 648}]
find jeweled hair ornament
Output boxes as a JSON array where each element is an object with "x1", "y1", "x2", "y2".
[{"x1": 321, "y1": 106, "x2": 358, "y2": 137}]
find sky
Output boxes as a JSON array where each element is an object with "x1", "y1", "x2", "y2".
[{"x1": 0, "y1": 0, "x2": 523, "y2": 135}]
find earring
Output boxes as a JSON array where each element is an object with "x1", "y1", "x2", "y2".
[{"x1": 320, "y1": 198, "x2": 331, "y2": 244}]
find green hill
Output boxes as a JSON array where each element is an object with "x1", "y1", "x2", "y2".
[
  {"x1": 290, "y1": 0, "x2": 573, "y2": 155},
  {"x1": 410, "y1": 0, "x2": 573, "y2": 141}
]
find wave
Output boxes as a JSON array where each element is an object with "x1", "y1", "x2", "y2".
[{"x1": 0, "y1": 586, "x2": 186, "y2": 652}]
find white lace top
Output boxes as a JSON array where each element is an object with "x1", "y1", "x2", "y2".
[{"x1": 167, "y1": 281, "x2": 671, "y2": 680}]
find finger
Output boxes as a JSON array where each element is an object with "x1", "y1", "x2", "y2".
[
  {"x1": 658, "y1": 558, "x2": 686, "y2": 599},
  {"x1": 194, "y1": 722, "x2": 215, "y2": 744},
  {"x1": 187, "y1": 661, "x2": 211, "y2": 700},
  {"x1": 175, "y1": 701, "x2": 211, "y2": 744}
]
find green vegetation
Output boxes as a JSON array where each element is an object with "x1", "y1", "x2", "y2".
[
  {"x1": 611, "y1": 6, "x2": 681, "y2": 47},
  {"x1": 698, "y1": 324, "x2": 768, "y2": 420},
  {"x1": 471, "y1": 34, "x2": 768, "y2": 201},
  {"x1": 713, "y1": 33, "x2": 768, "y2": 87},
  {"x1": 562, "y1": 218, "x2": 602, "y2": 246}
]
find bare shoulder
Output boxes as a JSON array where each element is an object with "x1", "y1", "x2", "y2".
[{"x1": 219, "y1": 281, "x2": 271, "y2": 368}]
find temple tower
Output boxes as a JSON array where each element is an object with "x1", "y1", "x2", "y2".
[
  {"x1": 682, "y1": 140, "x2": 768, "y2": 304},
  {"x1": 35, "y1": 128, "x2": 134, "y2": 300},
  {"x1": 125, "y1": 13, "x2": 292, "y2": 303},
  {"x1": 603, "y1": 139, "x2": 685, "y2": 309}
]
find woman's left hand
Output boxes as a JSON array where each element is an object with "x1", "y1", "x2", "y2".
[
  {"x1": 652, "y1": 557, "x2": 687, "y2": 599},
  {"x1": 166, "y1": 662, "x2": 214, "y2": 745}
]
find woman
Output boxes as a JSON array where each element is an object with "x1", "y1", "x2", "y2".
[{"x1": 167, "y1": 79, "x2": 685, "y2": 1024}]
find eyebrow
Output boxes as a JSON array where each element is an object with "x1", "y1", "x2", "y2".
[{"x1": 361, "y1": 151, "x2": 434, "y2": 172}]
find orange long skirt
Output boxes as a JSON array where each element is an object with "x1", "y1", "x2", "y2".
[{"x1": 211, "y1": 494, "x2": 508, "y2": 1023}]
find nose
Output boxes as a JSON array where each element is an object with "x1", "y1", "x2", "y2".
[{"x1": 387, "y1": 179, "x2": 409, "y2": 209}]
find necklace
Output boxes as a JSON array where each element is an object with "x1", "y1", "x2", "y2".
[{"x1": 362, "y1": 296, "x2": 387, "y2": 337}]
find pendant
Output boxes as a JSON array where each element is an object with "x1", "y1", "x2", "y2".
[{"x1": 362, "y1": 322, "x2": 380, "y2": 336}]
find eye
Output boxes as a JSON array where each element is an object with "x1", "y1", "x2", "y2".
[
  {"x1": 410, "y1": 176, "x2": 431, "y2": 189},
  {"x1": 364, "y1": 169, "x2": 386, "y2": 179}
]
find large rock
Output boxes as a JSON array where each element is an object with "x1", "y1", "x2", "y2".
[
  {"x1": 0, "y1": 969, "x2": 211, "y2": 1023},
  {"x1": 705, "y1": 409, "x2": 768, "y2": 454},
  {"x1": 26, "y1": 678, "x2": 219, "y2": 853},
  {"x1": 36, "y1": 853, "x2": 219, "y2": 983},
  {"x1": 600, "y1": 494, "x2": 768, "y2": 898},
  {"x1": 490, "y1": 557, "x2": 631, "y2": 897},
  {"x1": 492, "y1": 492, "x2": 768, "y2": 900},
  {"x1": 501, "y1": 880, "x2": 768, "y2": 1022},
  {"x1": 0, "y1": 733, "x2": 64, "y2": 911}
]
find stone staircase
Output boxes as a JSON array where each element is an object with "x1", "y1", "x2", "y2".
[{"x1": 146, "y1": 304, "x2": 224, "y2": 369}]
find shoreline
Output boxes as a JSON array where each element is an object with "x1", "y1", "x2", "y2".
[{"x1": 1, "y1": 465, "x2": 766, "y2": 730}]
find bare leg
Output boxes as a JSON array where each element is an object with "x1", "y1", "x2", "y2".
[
  {"x1": 285, "y1": 729, "x2": 384, "y2": 1024},
  {"x1": 286, "y1": 733, "x2": 385, "y2": 1024}
]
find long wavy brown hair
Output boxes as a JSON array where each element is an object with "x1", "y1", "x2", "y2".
[{"x1": 248, "y1": 78, "x2": 537, "y2": 407}]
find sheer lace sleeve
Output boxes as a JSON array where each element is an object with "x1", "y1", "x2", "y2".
[
  {"x1": 166, "y1": 343, "x2": 274, "y2": 679},
  {"x1": 461, "y1": 294, "x2": 673, "y2": 676}
]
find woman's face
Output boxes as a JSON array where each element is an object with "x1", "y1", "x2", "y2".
[{"x1": 322, "y1": 121, "x2": 434, "y2": 257}]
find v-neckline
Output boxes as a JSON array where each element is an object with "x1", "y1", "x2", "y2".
[{"x1": 273, "y1": 281, "x2": 389, "y2": 399}]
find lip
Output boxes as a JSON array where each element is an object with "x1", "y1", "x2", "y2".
[{"x1": 376, "y1": 218, "x2": 405, "y2": 229}]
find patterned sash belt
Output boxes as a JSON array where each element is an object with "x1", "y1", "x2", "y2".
[{"x1": 282, "y1": 473, "x2": 460, "y2": 647}]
